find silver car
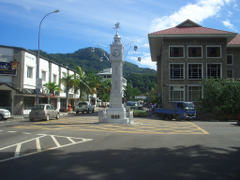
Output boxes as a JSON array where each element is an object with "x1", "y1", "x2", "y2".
[
  {"x1": 75, "y1": 101, "x2": 95, "y2": 114},
  {"x1": 29, "y1": 104, "x2": 60, "y2": 121}
]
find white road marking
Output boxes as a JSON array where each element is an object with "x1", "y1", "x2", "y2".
[
  {"x1": 23, "y1": 132, "x2": 31, "y2": 135},
  {"x1": 36, "y1": 138, "x2": 41, "y2": 152},
  {"x1": 15, "y1": 143, "x2": 22, "y2": 157},
  {"x1": 67, "y1": 137, "x2": 76, "y2": 144},
  {"x1": 0, "y1": 133, "x2": 93, "y2": 163},
  {"x1": 8, "y1": 131, "x2": 16, "y2": 133},
  {"x1": 0, "y1": 135, "x2": 46, "y2": 151},
  {"x1": 51, "y1": 135, "x2": 61, "y2": 147},
  {"x1": 0, "y1": 130, "x2": 3, "y2": 132}
]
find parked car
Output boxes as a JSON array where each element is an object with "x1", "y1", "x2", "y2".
[
  {"x1": 125, "y1": 101, "x2": 139, "y2": 111},
  {"x1": 75, "y1": 101, "x2": 94, "y2": 114},
  {"x1": 0, "y1": 108, "x2": 11, "y2": 120},
  {"x1": 29, "y1": 104, "x2": 60, "y2": 121}
]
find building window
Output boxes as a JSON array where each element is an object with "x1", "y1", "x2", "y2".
[
  {"x1": 188, "y1": 64, "x2": 202, "y2": 80},
  {"x1": 207, "y1": 46, "x2": 221, "y2": 58},
  {"x1": 227, "y1": 69, "x2": 233, "y2": 78},
  {"x1": 169, "y1": 86, "x2": 185, "y2": 102},
  {"x1": 41, "y1": 70, "x2": 46, "y2": 81},
  {"x1": 53, "y1": 74, "x2": 57, "y2": 83},
  {"x1": 27, "y1": 66, "x2": 33, "y2": 78},
  {"x1": 169, "y1": 46, "x2": 184, "y2": 58},
  {"x1": 188, "y1": 86, "x2": 202, "y2": 102},
  {"x1": 207, "y1": 64, "x2": 221, "y2": 78},
  {"x1": 170, "y1": 64, "x2": 184, "y2": 80},
  {"x1": 188, "y1": 46, "x2": 202, "y2": 58},
  {"x1": 227, "y1": 55, "x2": 233, "y2": 65}
]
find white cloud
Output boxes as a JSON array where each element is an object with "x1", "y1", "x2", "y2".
[
  {"x1": 222, "y1": 19, "x2": 236, "y2": 31},
  {"x1": 150, "y1": 0, "x2": 233, "y2": 32},
  {"x1": 143, "y1": 43, "x2": 149, "y2": 48},
  {"x1": 223, "y1": 19, "x2": 233, "y2": 28},
  {"x1": 128, "y1": 52, "x2": 156, "y2": 70}
]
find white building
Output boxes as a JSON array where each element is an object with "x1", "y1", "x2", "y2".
[
  {"x1": 0, "y1": 45, "x2": 79, "y2": 115},
  {"x1": 97, "y1": 68, "x2": 127, "y2": 90}
]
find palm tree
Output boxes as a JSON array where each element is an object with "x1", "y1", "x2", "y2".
[
  {"x1": 61, "y1": 72, "x2": 74, "y2": 111},
  {"x1": 74, "y1": 66, "x2": 91, "y2": 101},
  {"x1": 98, "y1": 79, "x2": 111, "y2": 102},
  {"x1": 43, "y1": 82, "x2": 61, "y2": 104}
]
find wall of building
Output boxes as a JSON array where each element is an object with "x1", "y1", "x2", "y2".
[
  {"x1": 68, "y1": 70, "x2": 75, "y2": 95},
  {"x1": 60, "y1": 66, "x2": 67, "y2": 97},
  {"x1": 51, "y1": 63, "x2": 59, "y2": 85},
  {"x1": 39, "y1": 58, "x2": 49, "y2": 85},
  {"x1": 23, "y1": 51, "x2": 36, "y2": 89},
  {"x1": 158, "y1": 38, "x2": 228, "y2": 108},
  {"x1": 227, "y1": 47, "x2": 240, "y2": 79}
]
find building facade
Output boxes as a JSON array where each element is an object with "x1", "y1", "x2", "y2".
[
  {"x1": 97, "y1": 68, "x2": 127, "y2": 91},
  {"x1": 0, "y1": 45, "x2": 80, "y2": 115},
  {"x1": 148, "y1": 20, "x2": 240, "y2": 108}
]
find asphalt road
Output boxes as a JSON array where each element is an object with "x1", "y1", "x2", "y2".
[{"x1": 0, "y1": 112, "x2": 239, "y2": 180}]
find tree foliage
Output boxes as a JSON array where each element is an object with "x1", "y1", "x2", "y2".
[
  {"x1": 60, "y1": 72, "x2": 74, "y2": 110},
  {"x1": 124, "y1": 84, "x2": 141, "y2": 101},
  {"x1": 97, "y1": 79, "x2": 111, "y2": 102},
  {"x1": 199, "y1": 78, "x2": 240, "y2": 116},
  {"x1": 74, "y1": 66, "x2": 91, "y2": 101}
]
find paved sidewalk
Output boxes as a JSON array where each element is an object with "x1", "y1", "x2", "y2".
[{"x1": 9, "y1": 107, "x2": 105, "y2": 120}]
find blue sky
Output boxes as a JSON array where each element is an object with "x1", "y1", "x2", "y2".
[{"x1": 0, "y1": 0, "x2": 239, "y2": 70}]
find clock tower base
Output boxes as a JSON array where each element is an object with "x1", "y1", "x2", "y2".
[{"x1": 99, "y1": 107, "x2": 134, "y2": 124}]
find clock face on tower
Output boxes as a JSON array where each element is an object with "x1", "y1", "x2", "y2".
[{"x1": 111, "y1": 48, "x2": 120, "y2": 57}]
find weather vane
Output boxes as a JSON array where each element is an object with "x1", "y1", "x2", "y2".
[{"x1": 113, "y1": 22, "x2": 120, "y2": 35}]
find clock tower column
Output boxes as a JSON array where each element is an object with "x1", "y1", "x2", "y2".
[
  {"x1": 110, "y1": 33, "x2": 124, "y2": 109},
  {"x1": 98, "y1": 24, "x2": 133, "y2": 124}
]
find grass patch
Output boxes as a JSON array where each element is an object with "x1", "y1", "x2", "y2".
[{"x1": 133, "y1": 110, "x2": 147, "y2": 117}]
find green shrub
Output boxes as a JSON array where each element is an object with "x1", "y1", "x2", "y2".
[
  {"x1": 199, "y1": 78, "x2": 240, "y2": 119},
  {"x1": 133, "y1": 110, "x2": 147, "y2": 117}
]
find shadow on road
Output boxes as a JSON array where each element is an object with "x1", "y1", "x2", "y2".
[{"x1": 0, "y1": 145, "x2": 239, "y2": 180}]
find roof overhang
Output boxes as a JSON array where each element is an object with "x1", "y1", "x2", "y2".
[
  {"x1": 0, "y1": 83, "x2": 20, "y2": 93},
  {"x1": 148, "y1": 33, "x2": 237, "y2": 39},
  {"x1": 148, "y1": 33, "x2": 237, "y2": 62},
  {"x1": 227, "y1": 44, "x2": 240, "y2": 48}
]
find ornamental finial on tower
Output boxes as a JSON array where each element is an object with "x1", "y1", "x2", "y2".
[
  {"x1": 114, "y1": 22, "x2": 120, "y2": 35},
  {"x1": 113, "y1": 22, "x2": 121, "y2": 44}
]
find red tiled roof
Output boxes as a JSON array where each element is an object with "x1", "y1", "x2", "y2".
[
  {"x1": 149, "y1": 26, "x2": 235, "y2": 36},
  {"x1": 228, "y1": 34, "x2": 240, "y2": 45}
]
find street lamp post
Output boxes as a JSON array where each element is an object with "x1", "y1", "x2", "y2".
[{"x1": 36, "y1": 9, "x2": 59, "y2": 105}]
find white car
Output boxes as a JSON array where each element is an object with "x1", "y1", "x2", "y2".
[
  {"x1": 0, "y1": 108, "x2": 11, "y2": 120},
  {"x1": 75, "y1": 102, "x2": 95, "y2": 114}
]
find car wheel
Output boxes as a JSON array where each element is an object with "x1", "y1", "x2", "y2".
[
  {"x1": 87, "y1": 109, "x2": 90, "y2": 114},
  {"x1": 56, "y1": 113, "x2": 60, "y2": 119},
  {"x1": 92, "y1": 109, "x2": 94, "y2": 113},
  {"x1": 0, "y1": 114, "x2": 3, "y2": 121},
  {"x1": 76, "y1": 111, "x2": 79, "y2": 114},
  {"x1": 46, "y1": 115, "x2": 50, "y2": 121},
  {"x1": 29, "y1": 118, "x2": 34, "y2": 122}
]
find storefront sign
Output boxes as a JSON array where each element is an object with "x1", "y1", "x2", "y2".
[{"x1": 0, "y1": 61, "x2": 18, "y2": 76}]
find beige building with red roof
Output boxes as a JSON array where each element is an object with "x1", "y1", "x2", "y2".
[{"x1": 148, "y1": 19, "x2": 240, "y2": 108}]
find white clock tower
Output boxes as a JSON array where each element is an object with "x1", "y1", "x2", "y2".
[{"x1": 99, "y1": 23, "x2": 133, "y2": 124}]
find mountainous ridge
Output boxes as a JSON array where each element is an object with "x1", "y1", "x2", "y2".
[{"x1": 31, "y1": 47, "x2": 157, "y2": 93}]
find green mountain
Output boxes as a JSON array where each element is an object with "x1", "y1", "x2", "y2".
[{"x1": 32, "y1": 47, "x2": 157, "y2": 94}]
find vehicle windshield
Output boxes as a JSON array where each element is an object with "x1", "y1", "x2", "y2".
[
  {"x1": 78, "y1": 102, "x2": 87, "y2": 106},
  {"x1": 184, "y1": 102, "x2": 195, "y2": 110},
  {"x1": 126, "y1": 101, "x2": 136, "y2": 106},
  {"x1": 32, "y1": 105, "x2": 45, "y2": 110}
]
